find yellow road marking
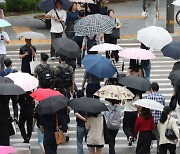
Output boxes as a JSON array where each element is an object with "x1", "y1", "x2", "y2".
[{"x1": 11, "y1": 26, "x2": 31, "y2": 34}]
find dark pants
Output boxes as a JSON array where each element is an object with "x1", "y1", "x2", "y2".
[
  {"x1": 44, "y1": 144, "x2": 57, "y2": 154},
  {"x1": 136, "y1": 131, "x2": 152, "y2": 154},
  {"x1": 18, "y1": 108, "x2": 33, "y2": 142},
  {"x1": 123, "y1": 111, "x2": 137, "y2": 139},
  {"x1": 0, "y1": 123, "x2": 9, "y2": 146},
  {"x1": 159, "y1": 143, "x2": 176, "y2": 154},
  {"x1": 10, "y1": 95, "x2": 18, "y2": 118},
  {"x1": 108, "y1": 129, "x2": 119, "y2": 154},
  {"x1": 51, "y1": 32, "x2": 63, "y2": 57},
  {"x1": 86, "y1": 83, "x2": 101, "y2": 98}
]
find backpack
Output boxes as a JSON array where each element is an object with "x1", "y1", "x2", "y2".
[
  {"x1": 38, "y1": 64, "x2": 53, "y2": 88},
  {"x1": 106, "y1": 104, "x2": 121, "y2": 130},
  {"x1": 4, "y1": 69, "x2": 14, "y2": 76},
  {"x1": 86, "y1": 35, "x2": 97, "y2": 51},
  {"x1": 57, "y1": 65, "x2": 73, "y2": 88}
]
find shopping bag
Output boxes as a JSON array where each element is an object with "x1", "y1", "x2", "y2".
[{"x1": 30, "y1": 56, "x2": 40, "y2": 74}]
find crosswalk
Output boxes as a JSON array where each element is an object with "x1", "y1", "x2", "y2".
[{"x1": 7, "y1": 43, "x2": 180, "y2": 154}]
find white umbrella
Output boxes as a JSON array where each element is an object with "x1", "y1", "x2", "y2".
[
  {"x1": 133, "y1": 99, "x2": 164, "y2": 111},
  {"x1": 137, "y1": 26, "x2": 173, "y2": 51},
  {"x1": 70, "y1": 0, "x2": 95, "y2": 3},
  {"x1": 172, "y1": 0, "x2": 180, "y2": 6},
  {"x1": 16, "y1": 31, "x2": 47, "y2": 40},
  {"x1": 89, "y1": 43, "x2": 123, "y2": 52}
]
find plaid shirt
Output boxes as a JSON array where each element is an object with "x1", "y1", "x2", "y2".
[{"x1": 146, "y1": 92, "x2": 165, "y2": 125}]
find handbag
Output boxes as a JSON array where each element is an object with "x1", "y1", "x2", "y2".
[
  {"x1": 30, "y1": 55, "x2": 40, "y2": 74},
  {"x1": 54, "y1": 9, "x2": 65, "y2": 28},
  {"x1": 103, "y1": 115, "x2": 112, "y2": 144},
  {"x1": 54, "y1": 113, "x2": 66, "y2": 145},
  {"x1": 111, "y1": 18, "x2": 120, "y2": 39},
  {"x1": 165, "y1": 117, "x2": 177, "y2": 140}
]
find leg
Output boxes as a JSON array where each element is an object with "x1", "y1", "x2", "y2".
[
  {"x1": 123, "y1": 112, "x2": 134, "y2": 139},
  {"x1": 37, "y1": 127, "x2": 45, "y2": 154},
  {"x1": 0, "y1": 54, "x2": 5, "y2": 70},
  {"x1": 167, "y1": 143, "x2": 176, "y2": 154},
  {"x1": 89, "y1": 147, "x2": 95, "y2": 154},
  {"x1": 26, "y1": 109, "x2": 33, "y2": 141},
  {"x1": 51, "y1": 33, "x2": 56, "y2": 58},
  {"x1": 104, "y1": 34, "x2": 112, "y2": 59},
  {"x1": 108, "y1": 129, "x2": 119, "y2": 154},
  {"x1": 77, "y1": 126, "x2": 86, "y2": 154},
  {"x1": 96, "y1": 147, "x2": 102, "y2": 154},
  {"x1": 159, "y1": 144, "x2": 168, "y2": 154},
  {"x1": 153, "y1": 127, "x2": 160, "y2": 153},
  {"x1": 44, "y1": 144, "x2": 57, "y2": 154},
  {"x1": 11, "y1": 95, "x2": 18, "y2": 118},
  {"x1": 130, "y1": 112, "x2": 138, "y2": 139}
]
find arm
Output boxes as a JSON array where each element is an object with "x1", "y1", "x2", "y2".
[
  {"x1": 116, "y1": 18, "x2": 121, "y2": 29},
  {"x1": 156, "y1": 0, "x2": 160, "y2": 18},
  {"x1": 45, "y1": 10, "x2": 54, "y2": 19},
  {"x1": 82, "y1": 78, "x2": 87, "y2": 90},
  {"x1": 30, "y1": 46, "x2": 36, "y2": 57},
  {"x1": 19, "y1": 50, "x2": 29, "y2": 59},
  {"x1": 75, "y1": 113, "x2": 86, "y2": 122},
  {"x1": 2, "y1": 33, "x2": 10, "y2": 44},
  {"x1": 85, "y1": 118, "x2": 90, "y2": 130},
  {"x1": 134, "y1": 117, "x2": 140, "y2": 139}
]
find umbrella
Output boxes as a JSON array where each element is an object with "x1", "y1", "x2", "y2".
[
  {"x1": 82, "y1": 54, "x2": 117, "y2": 78},
  {"x1": 89, "y1": 43, "x2": 123, "y2": 52},
  {"x1": 133, "y1": 99, "x2": 164, "y2": 111},
  {"x1": 70, "y1": 0, "x2": 95, "y2": 3},
  {"x1": 38, "y1": 0, "x2": 72, "y2": 12},
  {"x1": 52, "y1": 38, "x2": 81, "y2": 58},
  {"x1": 168, "y1": 70, "x2": 180, "y2": 85},
  {"x1": 161, "y1": 42, "x2": 180, "y2": 60},
  {"x1": 94, "y1": 85, "x2": 134, "y2": 100},
  {"x1": 0, "y1": 19, "x2": 11, "y2": 28},
  {"x1": 6, "y1": 72, "x2": 39, "y2": 92},
  {"x1": 0, "y1": 146, "x2": 16, "y2": 154},
  {"x1": 16, "y1": 32, "x2": 47, "y2": 40},
  {"x1": 0, "y1": 0, "x2": 6, "y2": 4},
  {"x1": 172, "y1": 0, "x2": 180, "y2": 6},
  {"x1": 35, "y1": 95, "x2": 68, "y2": 115},
  {"x1": 137, "y1": 26, "x2": 172, "y2": 51},
  {"x1": 0, "y1": 83, "x2": 25, "y2": 95},
  {"x1": 118, "y1": 75, "x2": 151, "y2": 91},
  {"x1": 118, "y1": 48, "x2": 155, "y2": 60},
  {"x1": 68, "y1": 97, "x2": 108, "y2": 113},
  {"x1": 30, "y1": 88, "x2": 63, "y2": 101},
  {"x1": 74, "y1": 14, "x2": 114, "y2": 36},
  {"x1": 0, "y1": 76, "x2": 14, "y2": 84}
]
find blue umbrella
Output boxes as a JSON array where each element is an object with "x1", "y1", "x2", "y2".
[
  {"x1": 161, "y1": 42, "x2": 180, "y2": 60},
  {"x1": 82, "y1": 54, "x2": 117, "y2": 78},
  {"x1": 38, "y1": 0, "x2": 72, "y2": 12}
]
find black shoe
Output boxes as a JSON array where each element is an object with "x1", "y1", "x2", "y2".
[{"x1": 128, "y1": 136, "x2": 133, "y2": 146}]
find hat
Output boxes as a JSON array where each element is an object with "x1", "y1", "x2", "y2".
[{"x1": 41, "y1": 53, "x2": 49, "y2": 61}]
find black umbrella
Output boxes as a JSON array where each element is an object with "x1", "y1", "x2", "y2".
[
  {"x1": 35, "y1": 95, "x2": 68, "y2": 115},
  {"x1": 68, "y1": 97, "x2": 108, "y2": 113},
  {"x1": 0, "y1": 83, "x2": 25, "y2": 95},
  {"x1": 52, "y1": 38, "x2": 81, "y2": 58},
  {"x1": 0, "y1": 76, "x2": 14, "y2": 84},
  {"x1": 118, "y1": 75, "x2": 151, "y2": 92},
  {"x1": 168, "y1": 70, "x2": 180, "y2": 86}
]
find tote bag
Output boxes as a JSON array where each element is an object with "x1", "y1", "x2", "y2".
[{"x1": 30, "y1": 55, "x2": 40, "y2": 74}]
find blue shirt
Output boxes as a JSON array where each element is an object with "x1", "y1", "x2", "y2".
[
  {"x1": 65, "y1": 11, "x2": 79, "y2": 26},
  {"x1": 0, "y1": 67, "x2": 17, "y2": 77}
]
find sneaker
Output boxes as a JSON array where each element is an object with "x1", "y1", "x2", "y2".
[{"x1": 128, "y1": 136, "x2": 133, "y2": 146}]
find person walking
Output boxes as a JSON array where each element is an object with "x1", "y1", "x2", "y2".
[
  {"x1": 19, "y1": 39, "x2": 36, "y2": 74},
  {"x1": 0, "y1": 28, "x2": 10, "y2": 70},
  {"x1": 45, "y1": 0, "x2": 66, "y2": 60},
  {"x1": 86, "y1": 112, "x2": 104, "y2": 154},
  {"x1": 134, "y1": 107, "x2": 155, "y2": 154},
  {"x1": 158, "y1": 106, "x2": 179, "y2": 154},
  {"x1": 104, "y1": 9, "x2": 121, "y2": 62},
  {"x1": 146, "y1": 82, "x2": 165, "y2": 154}
]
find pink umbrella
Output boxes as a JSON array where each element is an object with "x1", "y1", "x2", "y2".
[
  {"x1": 118, "y1": 48, "x2": 156, "y2": 60},
  {"x1": 0, "y1": 146, "x2": 16, "y2": 154}
]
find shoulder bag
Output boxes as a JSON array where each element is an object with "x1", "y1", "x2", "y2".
[
  {"x1": 165, "y1": 117, "x2": 177, "y2": 140},
  {"x1": 111, "y1": 18, "x2": 120, "y2": 39},
  {"x1": 54, "y1": 9, "x2": 65, "y2": 28}
]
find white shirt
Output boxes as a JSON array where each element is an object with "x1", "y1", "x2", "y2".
[
  {"x1": 46, "y1": 9, "x2": 66, "y2": 33},
  {"x1": 0, "y1": 31, "x2": 9, "y2": 54},
  {"x1": 124, "y1": 95, "x2": 139, "y2": 112}
]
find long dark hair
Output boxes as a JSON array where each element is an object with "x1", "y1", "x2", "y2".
[
  {"x1": 68, "y1": 2, "x2": 78, "y2": 12},
  {"x1": 141, "y1": 107, "x2": 152, "y2": 120},
  {"x1": 105, "y1": 98, "x2": 120, "y2": 105},
  {"x1": 160, "y1": 106, "x2": 172, "y2": 124}
]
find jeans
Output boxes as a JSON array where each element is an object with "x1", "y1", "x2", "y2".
[
  {"x1": 37, "y1": 127, "x2": 44, "y2": 150},
  {"x1": 153, "y1": 127, "x2": 160, "y2": 153},
  {"x1": 77, "y1": 126, "x2": 86, "y2": 154},
  {"x1": 159, "y1": 143, "x2": 176, "y2": 154},
  {"x1": 141, "y1": 61, "x2": 151, "y2": 81},
  {"x1": 108, "y1": 129, "x2": 119, "y2": 154}
]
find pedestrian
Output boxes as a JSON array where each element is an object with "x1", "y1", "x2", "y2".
[
  {"x1": 104, "y1": 9, "x2": 121, "y2": 62},
  {"x1": 45, "y1": 0, "x2": 67, "y2": 60},
  {"x1": 145, "y1": 0, "x2": 160, "y2": 27},
  {"x1": 158, "y1": 106, "x2": 179, "y2": 154},
  {"x1": 65, "y1": 2, "x2": 79, "y2": 39},
  {"x1": 82, "y1": 70, "x2": 102, "y2": 98},
  {"x1": 19, "y1": 39, "x2": 36, "y2": 74},
  {"x1": 128, "y1": 64, "x2": 145, "y2": 78},
  {"x1": 0, "y1": 9, "x2": 4, "y2": 19},
  {"x1": 0, "y1": 28, "x2": 10, "y2": 70},
  {"x1": 146, "y1": 82, "x2": 165, "y2": 154},
  {"x1": 85, "y1": 0, "x2": 101, "y2": 15},
  {"x1": 134, "y1": 107, "x2": 155, "y2": 154},
  {"x1": 34, "y1": 53, "x2": 54, "y2": 88},
  {"x1": 85, "y1": 112, "x2": 104, "y2": 154},
  {"x1": 18, "y1": 91, "x2": 35, "y2": 143}
]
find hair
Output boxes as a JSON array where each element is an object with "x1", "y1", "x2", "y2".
[
  {"x1": 4, "y1": 58, "x2": 12, "y2": 67},
  {"x1": 55, "y1": 0, "x2": 62, "y2": 7},
  {"x1": 140, "y1": 43, "x2": 150, "y2": 50},
  {"x1": 160, "y1": 106, "x2": 172, "y2": 124},
  {"x1": 150, "y1": 82, "x2": 159, "y2": 92},
  {"x1": 69, "y1": 2, "x2": 78, "y2": 12},
  {"x1": 79, "y1": 10, "x2": 85, "y2": 18},
  {"x1": 127, "y1": 87, "x2": 143, "y2": 99},
  {"x1": 107, "y1": 9, "x2": 114, "y2": 16},
  {"x1": 105, "y1": 98, "x2": 120, "y2": 105},
  {"x1": 140, "y1": 107, "x2": 152, "y2": 120},
  {"x1": 41, "y1": 53, "x2": 49, "y2": 61},
  {"x1": 59, "y1": 55, "x2": 67, "y2": 62}
]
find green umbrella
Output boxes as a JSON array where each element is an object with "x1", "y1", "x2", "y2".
[{"x1": 0, "y1": 19, "x2": 11, "y2": 28}]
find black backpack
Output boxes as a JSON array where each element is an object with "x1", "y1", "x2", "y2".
[
  {"x1": 38, "y1": 64, "x2": 53, "y2": 88},
  {"x1": 86, "y1": 35, "x2": 97, "y2": 51},
  {"x1": 57, "y1": 65, "x2": 73, "y2": 88}
]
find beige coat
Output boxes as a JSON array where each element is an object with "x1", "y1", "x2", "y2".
[
  {"x1": 85, "y1": 114, "x2": 105, "y2": 145},
  {"x1": 157, "y1": 115, "x2": 179, "y2": 145}
]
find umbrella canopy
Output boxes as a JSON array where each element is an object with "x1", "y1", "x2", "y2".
[
  {"x1": 172, "y1": 0, "x2": 180, "y2": 6},
  {"x1": 0, "y1": 146, "x2": 16, "y2": 154},
  {"x1": 35, "y1": 95, "x2": 68, "y2": 115},
  {"x1": 30, "y1": 88, "x2": 63, "y2": 101},
  {"x1": 16, "y1": 31, "x2": 47, "y2": 40},
  {"x1": 0, "y1": 19, "x2": 11, "y2": 28},
  {"x1": 0, "y1": 83, "x2": 25, "y2": 95},
  {"x1": 74, "y1": 14, "x2": 114, "y2": 36},
  {"x1": 69, "y1": 97, "x2": 108, "y2": 113},
  {"x1": 52, "y1": 38, "x2": 81, "y2": 58},
  {"x1": 133, "y1": 99, "x2": 164, "y2": 111},
  {"x1": 6, "y1": 72, "x2": 39, "y2": 92},
  {"x1": 0, "y1": 76, "x2": 14, "y2": 84},
  {"x1": 118, "y1": 75, "x2": 151, "y2": 92},
  {"x1": 89, "y1": 43, "x2": 123, "y2": 52},
  {"x1": 38, "y1": 0, "x2": 72, "y2": 12},
  {"x1": 82, "y1": 54, "x2": 117, "y2": 78},
  {"x1": 137, "y1": 26, "x2": 172, "y2": 51},
  {"x1": 70, "y1": 0, "x2": 95, "y2": 3},
  {"x1": 94, "y1": 85, "x2": 134, "y2": 100},
  {"x1": 168, "y1": 70, "x2": 180, "y2": 86},
  {"x1": 161, "y1": 42, "x2": 180, "y2": 60},
  {"x1": 118, "y1": 48, "x2": 155, "y2": 60}
]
